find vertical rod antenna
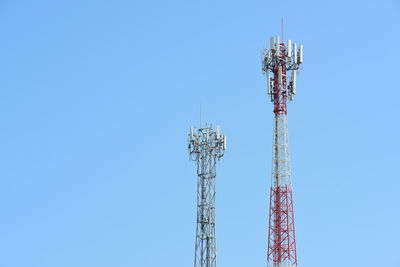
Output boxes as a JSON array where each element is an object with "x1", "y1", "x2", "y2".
[
  {"x1": 200, "y1": 104, "x2": 202, "y2": 128},
  {"x1": 281, "y1": 17, "x2": 284, "y2": 43}
]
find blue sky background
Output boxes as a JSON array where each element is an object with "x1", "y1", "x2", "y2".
[{"x1": 0, "y1": 1, "x2": 399, "y2": 266}]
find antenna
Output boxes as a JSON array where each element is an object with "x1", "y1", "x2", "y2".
[{"x1": 199, "y1": 104, "x2": 202, "y2": 128}]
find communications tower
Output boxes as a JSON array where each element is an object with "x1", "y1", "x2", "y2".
[
  {"x1": 262, "y1": 34, "x2": 303, "y2": 267},
  {"x1": 188, "y1": 124, "x2": 226, "y2": 267}
]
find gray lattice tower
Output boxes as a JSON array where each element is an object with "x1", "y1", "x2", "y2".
[{"x1": 188, "y1": 124, "x2": 226, "y2": 267}]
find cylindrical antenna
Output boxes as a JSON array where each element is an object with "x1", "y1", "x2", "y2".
[
  {"x1": 292, "y1": 70, "x2": 297, "y2": 95},
  {"x1": 223, "y1": 135, "x2": 227, "y2": 150},
  {"x1": 270, "y1": 37, "x2": 275, "y2": 50},
  {"x1": 299, "y1": 45, "x2": 303, "y2": 63},
  {"x1": 276, "y1": 36, "x2": 280, "y2": 55},
  {"x1": 267, "y1": 71, "x2": 272, "y2": 95},
  {"x1": 287, "y1": 40, "x2": 292, "y2": 57}
]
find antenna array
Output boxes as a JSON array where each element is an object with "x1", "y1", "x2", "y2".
[{"x1": 263, "y1": 36, "x2": 303, "y2": 106}]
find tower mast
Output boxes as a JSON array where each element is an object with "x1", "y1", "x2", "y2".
[
  {"x1": 262, "y1": 33, "x2": 303, "y2": 267},
  {"x1": 188, "y1": 124, "x2": 227, "y2": 267}
]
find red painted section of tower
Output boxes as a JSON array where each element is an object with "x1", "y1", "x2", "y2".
[
  {"x1": 267, "y1": 185, "x2": 297, "y2": 266},
  {"x1": 273, "y1": 43, "x2": 288, "y2": 116}
]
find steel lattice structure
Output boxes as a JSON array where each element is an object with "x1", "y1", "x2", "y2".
[
  {"x1": 188, "y1": 124, "x2": 226, "y2": 267},
  {"x1": 262, "y1": 34, "x2": 303, "y2": 267}
]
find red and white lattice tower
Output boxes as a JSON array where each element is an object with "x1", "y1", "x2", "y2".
[{"x1": 262, "y1": 34, "x2": 303, "y2": 267}]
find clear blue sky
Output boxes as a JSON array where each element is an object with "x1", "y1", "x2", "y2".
[{"x1": 0, "y1": 1, "x2": 399, "y2": 267}]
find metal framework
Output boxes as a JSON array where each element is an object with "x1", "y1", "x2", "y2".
[
  {"x1": 262, "y1": 34, "x2": 303, "y2": 267},
  {"x1": 188, "y1": 124, "x2": 226, "y2": 267}
]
